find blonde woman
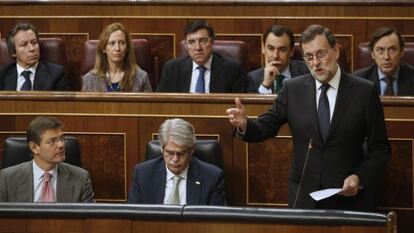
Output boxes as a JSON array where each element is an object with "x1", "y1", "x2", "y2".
[{"x1": 82, "y1": 23, "x2": 152, "y2": 92}]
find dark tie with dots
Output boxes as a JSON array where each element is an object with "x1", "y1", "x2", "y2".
[
  {"x1": 21, "y1": 70, "x2": 32, "y2": 91},
  {"x1": 384, "y1": 76, "x2": 394, "y2": 96},
  {"x1": 318, "y1": 84, "x2": 330, "y2": 142},
  {"x1": 195, "y1": 66, "x2": 206, "y2": 93},
  {"x1": 274, "y1": 75, "x2": 285, "y2": 94}
]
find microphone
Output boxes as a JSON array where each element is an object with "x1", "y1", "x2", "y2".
[{"x1": 293, "y1": 138, "x2": 313, "y2": 208}]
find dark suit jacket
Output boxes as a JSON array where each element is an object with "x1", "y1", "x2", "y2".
[
  {"x1": 0, "y1": 61, "x2": 69, "y2": 91},
  {"x1": 243, "y1": 70, "x2": 390, "y2": 211},
  {"x1": 0, "y1": 161, "x2": 95, "y2": 202},
  {"x1": 353, "y1": 62, "x2": 414, "y2": 96},
  {"x1": 246, "y1": 60, "x2": 309, "y2": 93},
  {"x1": 156, "y1": 52, "x2": 246, "y2": 93},
  {"x1": 127, "y1": 156, "x2": 226, "y2": 205}
]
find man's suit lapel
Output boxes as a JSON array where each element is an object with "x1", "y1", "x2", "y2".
[
  {"x1": 186, "y1": 158, "x2": 202, "y2": 205},
  {"x1": 368, "y1": 67, "x2": 381, "y2": 95},
  {"x1": 33, "y1": 62, "x2": 48, "y2": 90},
  {"x1": 154, "y1": 161, "x2": 167, "y2": 203},
  {"x1": 210, "y1": 53, "x2": 223, "y2": 92},
  {"x1": 302, "y1": 76, "x2": 321, "y2": 144},
  {"x1": 57, "y1": 163, "x2": 73, "y2": 202},
  {"x1": 15, "y1": 161, "x2": 34, "y2": 201},
  {"x1": 326, "y1": 72, "x2": 354, "y2": 142},
  {"x1": 180, "y1": 57, "x2": 193, "y2": 92}
]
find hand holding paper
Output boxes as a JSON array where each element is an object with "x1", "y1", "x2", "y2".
[{"x1": 309, "y1": 188, "x2": 343, "y2": 201}]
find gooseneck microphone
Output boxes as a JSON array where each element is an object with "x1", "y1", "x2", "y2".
[{"x1": 293, "y1": 138, "x2": 313, "y2": 208}]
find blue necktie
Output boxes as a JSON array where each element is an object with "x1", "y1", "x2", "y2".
[
  {"x1": 21, "y1": 70, "x2": 32, "y2": 91},
  {"x1": 318, "y1": 84, "x2": 330, "y2": 142},
  {"x1": 195, "y1": 66, "x2": 206, "y2": 93}
]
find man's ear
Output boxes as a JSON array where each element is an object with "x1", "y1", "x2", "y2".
[{"x1": 29, "y1": 141, "x2": 39, "y2": 155}]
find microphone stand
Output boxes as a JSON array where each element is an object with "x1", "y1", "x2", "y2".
[{"x1": 293, "y1": 138, "x2": 313, "y2": 208}]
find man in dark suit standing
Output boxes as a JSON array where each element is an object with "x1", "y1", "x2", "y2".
[
  {"x1": 156, "y1": 20, "x2": 245, "y2": 93},
  {"x1": 128, "y1": 118, "x2": 226, "y2": 205},
  {"x1": 226, "y1": 25, "x2": 390, "y2": 211},
  {"x1": 247, "y1": 25, "x2": 309, "y2": 94},
  {"x1": 0, "y1": 23, "x2": 69, "y2": 91},
  {"x1": 353, "y1": 27, "x2": 414, "y2": 96},
  {"x1": 0, "y1": 116, "x2": 95, "y2": 202}
]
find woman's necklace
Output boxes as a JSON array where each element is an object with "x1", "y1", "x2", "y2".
[{"x1": 106, "y1": 71, "x2": 124, "y2": 92}]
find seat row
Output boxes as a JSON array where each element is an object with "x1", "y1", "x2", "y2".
[{"x1": 1, "y1": 38, "x2": 414, "y2": 90}]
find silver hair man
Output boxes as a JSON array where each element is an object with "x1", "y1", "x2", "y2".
[{"x1": 158, "y1": 118, "x2": 196, "y2": 149}]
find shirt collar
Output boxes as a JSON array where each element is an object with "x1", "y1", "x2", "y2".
[
  {"x1": 192, "y1": 54, "x2": 213, "y2": 72},
  {"x1": 166, "y1": 163, "x2": 189, "y2": 181},
  {"x1": 32, "y1": 160, "x2": 58, "y2": 181},
  {"x1": 377, "y1": 66, "x2": 400, "y2": 81},
  {"x1": 280, "y1": 64, "x2": 292, "y2": 78},
  {"x1": 16, "y1": 63, "x2": 38, "y2": 76},
  {"x1": 315, "y1": 64, "x2": 341, "y2": 90}
]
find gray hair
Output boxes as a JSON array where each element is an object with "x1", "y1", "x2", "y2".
[
  {"x1": 300, "y1": 24, "x2": 336, "y2": 48},
  {"x1": 158, "y1": 118, "x2": 196, "y2": 149}
]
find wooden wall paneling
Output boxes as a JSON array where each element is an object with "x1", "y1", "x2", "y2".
[
  {"x1": 85, "y1": 219, "x2": 131, "y2": 233},
  {"x1": 378, "y1": 139, "x2": 413, "y2": 208},
  {"x1": 216, "y1": 34, "x2": 263, "y2": 72},
  {"x1": 247, "y1": 137, "x2": 292, "y2": 206},
  {"x1": 0, "y1": 3, "x2": 412, "y2": 18},
  {"x1": 59, "y1": 115, "x2": 139, "y2": 202},
  {"x1": 40, "y1": 33, "x2": 89, "y2": 91},
  {"x1": 73, "y1": 133, "x2": 126, "y2": 201},
  {"x1": 132, "y1": 33, "x2": 176, "y2": 88}
]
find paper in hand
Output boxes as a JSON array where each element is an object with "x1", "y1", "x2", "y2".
[{"x1": 309, "y1": 188, "x2": 343, "y2": 201}]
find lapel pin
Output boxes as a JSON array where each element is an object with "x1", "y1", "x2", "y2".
[{"x1": 195, "y1": 181, "x2": 200, "y2": 185}]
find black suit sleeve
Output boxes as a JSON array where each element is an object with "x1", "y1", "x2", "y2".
[
  {"x1": 127, "y1": 165, "x2": 142, "y2": 203},
  {"x1": 208, "y1": 169, "x2": 227, "y2": 205},
  {"x1": 355, "y1": 82, "x2": 391, "y2": 187},
  {"x1": 55, "y1": 69, "x2": 70, "y2": 91},
  {"x1": 230, "y1": 65, "x2": 247, "y2": 93},
  {"x1": 246, "y1": 72, "x2": 260, "y2": 93},
  {"x1": 243, "y1": 84, "x2": 288, "y2": 142}
]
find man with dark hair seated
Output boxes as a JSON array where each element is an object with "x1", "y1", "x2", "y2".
[
  {"x1": 0, "y1": 23, "x2": 69, "y2": 91},
  {"x1": 0, "y1": 116, "x2": 94, "y2": 202},
  {"x1": 247, "y1": 25, "x2": 309, "y2": 94},
  {"x1": 353, "y1": 27, "x2": 414, "y2": 96},
  {"x1": 128, "y1": 118, "x2": 226, "y2": 205},
  {"x1": 157, "y1": 19, "x2": 246, "y2": 93}
]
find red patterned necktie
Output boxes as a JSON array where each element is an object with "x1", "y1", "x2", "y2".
[{"x1": 40, "y1": 172, "x2": 55, "y2": 202}]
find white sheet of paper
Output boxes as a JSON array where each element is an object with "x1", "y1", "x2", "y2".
[{"x1": 309, "y1": 188, "x2": 343, "y2": 201}]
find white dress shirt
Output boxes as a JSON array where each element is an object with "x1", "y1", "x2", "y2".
[
  {"x1": 189, "y1": 55, "x2": 212, "y2": 93},
  {"x1": 32, "y1": 160, "x2": 57, "y2": 202},
  {"x1": 163, "y1": 165, "x2": 189, "y2": 205},
  {"x1": 16, "y1": 63, "x2": 37, "y2": 91}
]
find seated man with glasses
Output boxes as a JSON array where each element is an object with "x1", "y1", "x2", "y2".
[
  {"x1": 353, "y1": 27, "x2": 414, "y2": 96},
  {"x1": 156, "y1": 19, "x2": 246, "y2": 93},
  {"x1": 128, "y1": 118, "x2": 226, "y2": 205},
  {"x1": 0, "y1": 116, "x2": 95, "y2": 202}
]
